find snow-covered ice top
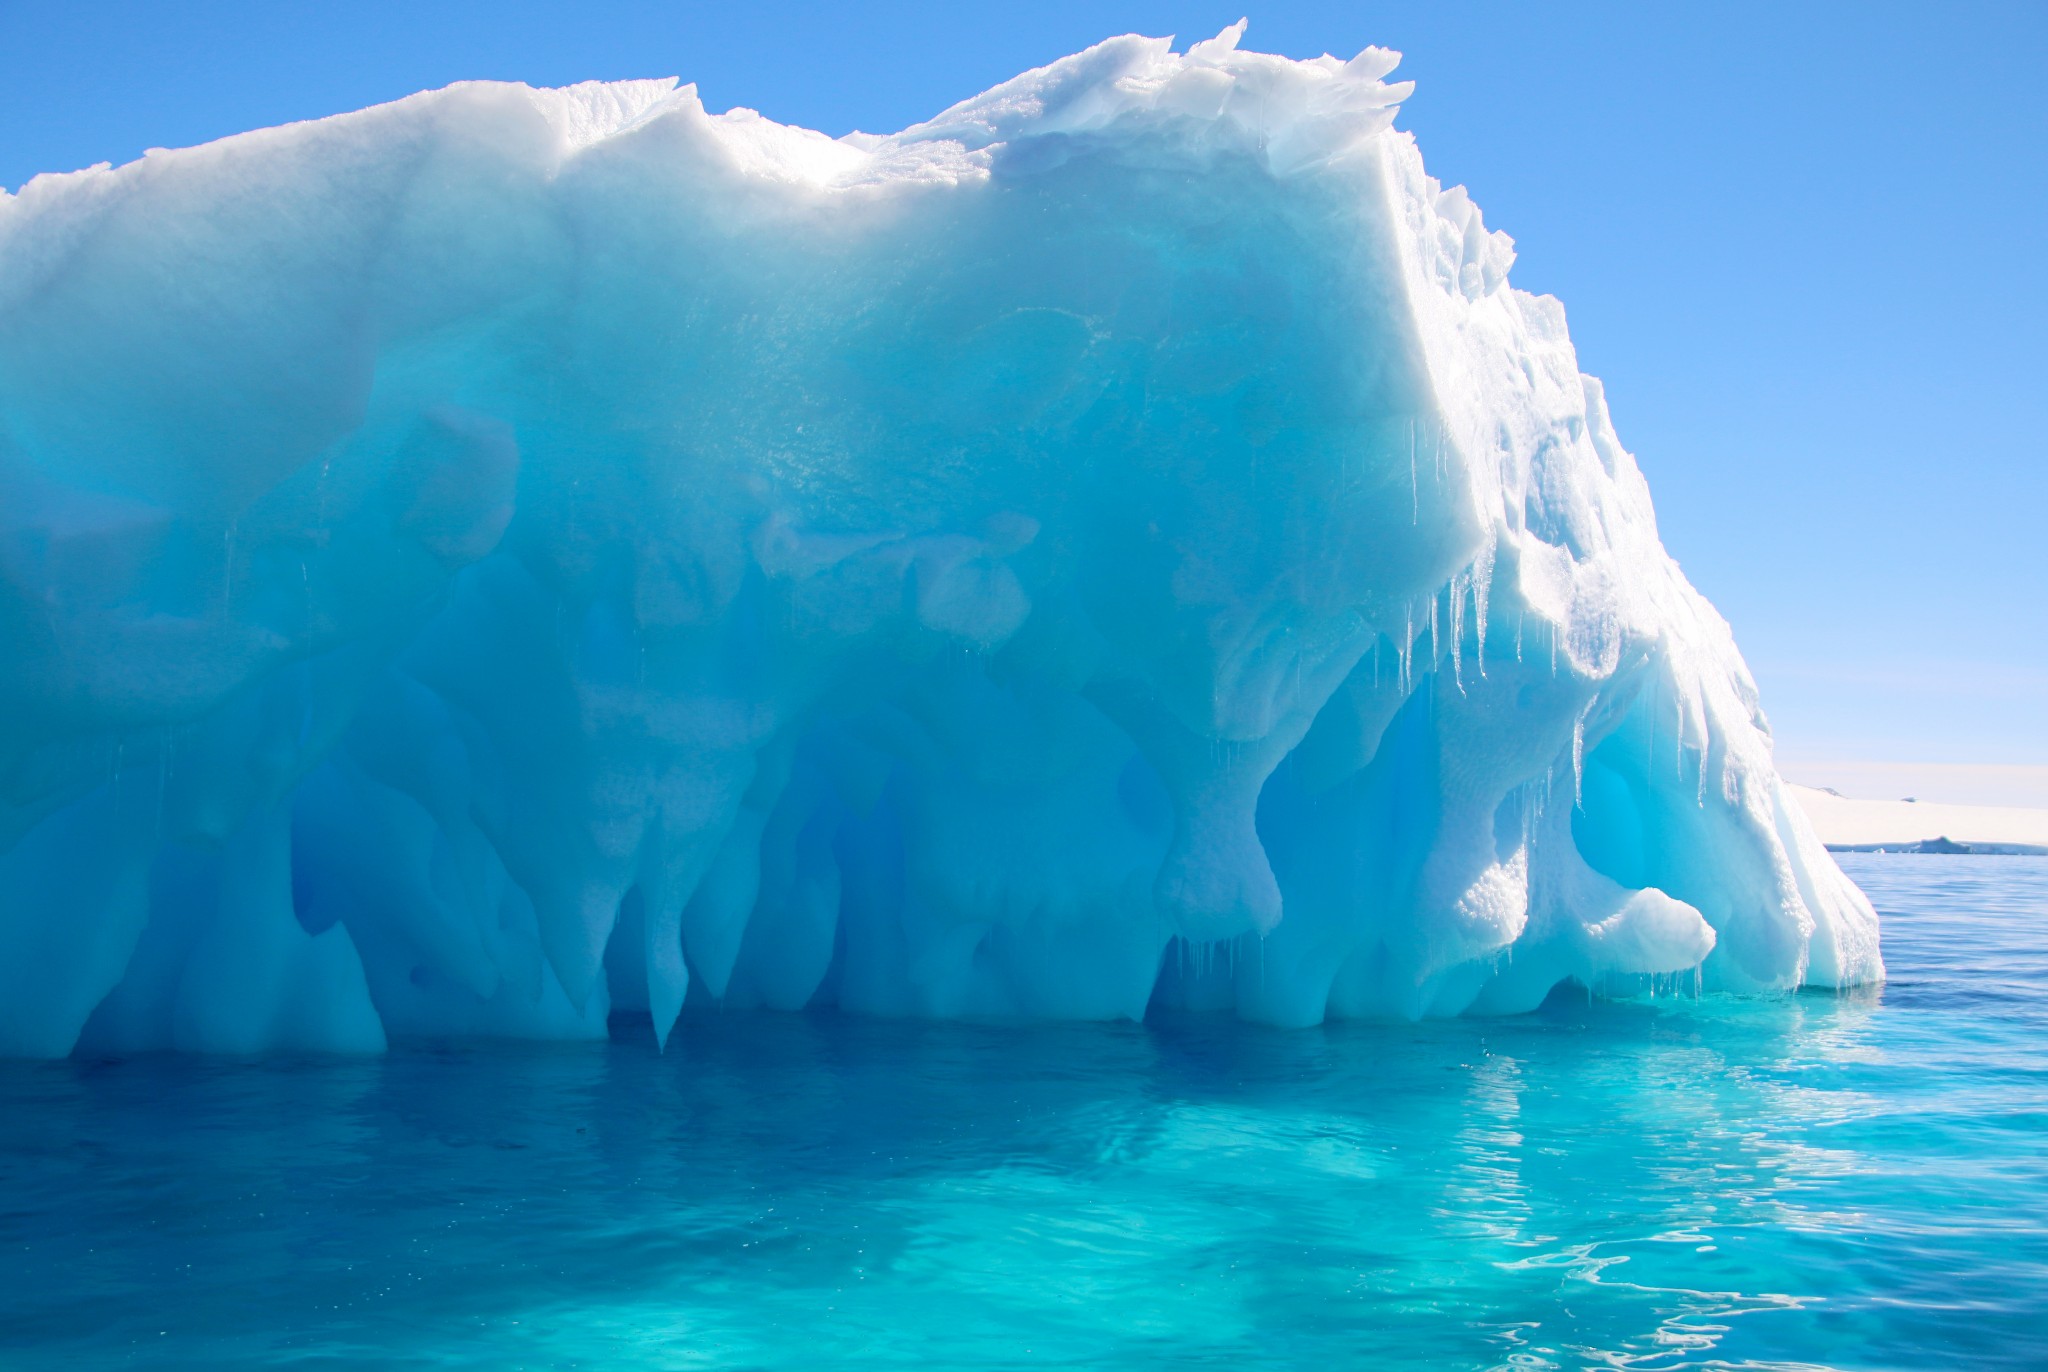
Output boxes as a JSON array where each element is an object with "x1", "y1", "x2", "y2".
[{"x1": 0, "y1": 25, "x2": 1880, "y2": 1056}]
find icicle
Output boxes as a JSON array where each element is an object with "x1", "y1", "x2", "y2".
[
  {"x1": 1449, "y1": 574, "x2": 1465, "y2": 692},
  {"x1": 1571, "y1": 703, "x2": 1590, "y2": 808},
  {"x1": 1471, "y1": 541, "x2": 1494, "y2": 678},
  {"x1": 1400, "y1": 605, "x2": 1413, "y2": 694},
  {"x1": 1674, "y1": 687, "x2": 1686, "y2": 780}
]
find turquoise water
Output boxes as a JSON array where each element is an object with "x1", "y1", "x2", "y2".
[{"x1": 2, "y1": 854, "x2": 2043, "y2": 1370}]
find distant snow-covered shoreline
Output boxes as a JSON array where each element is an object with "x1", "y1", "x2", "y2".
[{"x1": 1789, "y1": 785, "x2": 2048, "y2": 856}]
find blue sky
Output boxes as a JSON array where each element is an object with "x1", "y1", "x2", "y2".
[{"x1": 3, "y1": 1, "x2": 2044, "y2": 803}]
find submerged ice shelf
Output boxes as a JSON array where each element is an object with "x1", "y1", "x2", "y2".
[{"x1": 0, "y1": 25, "x2": 1881, "y2": 1057}]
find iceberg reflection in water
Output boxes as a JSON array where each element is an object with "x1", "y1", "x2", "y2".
[{"x1": 1, "y1": 855, "x2": 2041, "y2": 1369}]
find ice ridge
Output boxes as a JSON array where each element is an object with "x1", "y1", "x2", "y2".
[{"x1": 0, "y1": 26, "x2": 1881, "y2": 1055}]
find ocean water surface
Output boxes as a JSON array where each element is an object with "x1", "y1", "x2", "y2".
[{"x1": 3, "y1": 854, "x2": 2044, "y2": 1369}]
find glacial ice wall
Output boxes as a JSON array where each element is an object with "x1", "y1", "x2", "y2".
[{"x1": 0, "y1": 26, "x2": 1880, "y2": 1056}]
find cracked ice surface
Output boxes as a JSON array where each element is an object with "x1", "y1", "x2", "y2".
[{"x1": 0, "y1": 25, "x2": 1880, "y2": 1056}]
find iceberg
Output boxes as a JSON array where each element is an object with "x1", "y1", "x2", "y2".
[{"x1": 0, "y1": 25, "x2": 1881, "y2": 1056}]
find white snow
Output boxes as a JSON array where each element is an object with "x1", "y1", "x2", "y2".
[{"x1": 0, "y1": 26, "x2": 1881, "y2": 1056}]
